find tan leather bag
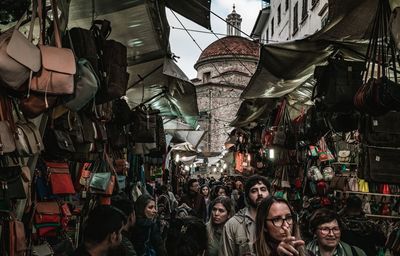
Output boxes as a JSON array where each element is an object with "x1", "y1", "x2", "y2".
[
  {"x1": 30, "y1": 0, "x2": 75, "y2": 95},
  {"x1": 0, "y1": 7, "x2": 40, "y2": 90}
]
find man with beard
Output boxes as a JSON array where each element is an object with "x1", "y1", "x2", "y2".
[
  {"x1": 219, "y1": 175, "x2": 270, "y2": 256},
  {"x1": 72, "y1": 205, "x2": 126, "y2": 256},
  {"x1": 180, "y1": 179, "x2": 206, "y2": 221}
]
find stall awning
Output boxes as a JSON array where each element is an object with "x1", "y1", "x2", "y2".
[
  {"x1": 126, "y1": 58, "x2": 199, "y2": 127},
  {"x1": 165, "y1": 0, "x2": 211, "y2": 30},
  {"x1": 67, "y1": 0, "x2": 206, "y2": 126},
  {"x1": 230, "y1": 98, "x2": 277, "y2": 127},
  {"x1": 241, "y1": 0, "x2": 379, "y2": 100},
  {"x1": 167, "y1": 130, "x2": 206, "y2": 148}
]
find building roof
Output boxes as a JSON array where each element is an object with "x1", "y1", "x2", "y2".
[{"x1": 195, "y1": 36, "x2": 259, "y2": 67}]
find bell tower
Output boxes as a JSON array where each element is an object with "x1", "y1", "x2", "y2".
[{"x1": 226, "y1": 4, "x2": 242, "y2": 36}]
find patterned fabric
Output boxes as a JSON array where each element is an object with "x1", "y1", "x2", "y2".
[
  {"x1": 341, "y1": 215, "x2": 378, "y2": 236},
  {"x1": 306, "y1": 240, "x2": 345, "y2": 256}
]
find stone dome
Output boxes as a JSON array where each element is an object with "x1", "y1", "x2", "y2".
[{"x1": 194, "y1": 36, "x2": 259, "y2": 69}]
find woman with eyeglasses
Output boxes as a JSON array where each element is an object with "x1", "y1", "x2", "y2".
[
  {"x1": 255, "y1": 196, "x2": 306, "y2": 256},
  {"x1": 306, "y1": 208, "x2": 366, "y2": 256}
]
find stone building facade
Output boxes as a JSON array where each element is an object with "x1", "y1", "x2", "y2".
[
  {"x1": 251, "y1": 0, "x2": 329, "y2": 43},
  {"x1": 192, "y1": 6, "x2": 259, "y2": 153}
]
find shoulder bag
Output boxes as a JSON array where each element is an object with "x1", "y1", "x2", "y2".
[
  {"x1": 30, "y1": 0, "x2": 75, "y2": 95},
  {"x1": 0, "y1": 5, "x2": 41, "y2": 89}
]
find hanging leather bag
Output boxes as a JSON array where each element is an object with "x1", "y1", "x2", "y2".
[
  {"x1": 0, "y1": 165, "x2": 26, "y2": 200},
  {"x1": 46, "y1": 162, "x2": 75, "y2": 195},
  {"x1": 19, "y1": 93, "x2": 58, "y2": 119},
  {"x1": 13, "y1": 101, "x2": 44, "y2": 156},
  {"x1": 64, "y1": 30, "x2": 99, "y2": 111},
  {"x1": 91, "y1": 20, "x2": 129, "y2": 104},
  {"x1": 0, "y1": 6, "x2": 41, "y2": 89},
  {"x1": 34, "y1": 201, "x2": 62, "y2": 237},
  {"x1": 0, "y1": 96, "x2": 16, "y2": 155},
  {"x1": 30, "y1": 0, "x2": 76, "y2": 96}
]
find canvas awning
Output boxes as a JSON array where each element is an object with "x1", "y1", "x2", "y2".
[
  {"x1": 165, "y1": 0, "x2": 211, "y2": 30},
  {"x1": 166, "y1": 130, "x2": 206, "y2": 148},
  {"x1": 230, "y1": 98, "x2": 277, "y2": 127},
  {"x1": 241, "y1": 0, "x2": 379, "y2": 101},
  {"x1": 66, "y1": 0, "x2": 209, "y2": 125},
  {"x1": 126, "y1": 58, "x2": 199, "y2": 127}
]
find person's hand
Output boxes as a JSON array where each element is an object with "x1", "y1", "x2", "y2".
[{"x1": 276, "y1": 226, "x2": 305, "y2": 256}]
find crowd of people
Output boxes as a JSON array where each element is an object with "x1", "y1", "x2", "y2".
[{"x1": 72, "y1": 174, "x2": 386, "y2": 256}]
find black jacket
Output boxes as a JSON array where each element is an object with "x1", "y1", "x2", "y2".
[{"x1": 131, "y1": 218, "x2": 166, "y2": 256}]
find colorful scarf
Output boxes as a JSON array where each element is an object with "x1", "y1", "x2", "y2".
[{"x1": 306, "y1": 239, "x2": 345, "y2": 256}]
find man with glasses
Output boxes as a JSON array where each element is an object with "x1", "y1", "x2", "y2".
[
  {"x1": 306, "y1": 208, "x2": 366, "y2": 256},
  {"x1": 220, "y1": 175, "x2": 271, "y2": 255}
]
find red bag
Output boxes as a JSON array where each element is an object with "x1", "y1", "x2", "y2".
[
  {"x1": 34, "y1": 201, "x2": 61, "y2": 236},
  {"x1": 60, "y1": 203, "x2": 71, "y2": 229},
  {"x1": 47, "y1": 162, "x2": 75, "y2": 195}
]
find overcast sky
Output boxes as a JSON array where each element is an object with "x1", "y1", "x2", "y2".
[{"x1": 167, "y1": 0, "x2": 263, "y2": 79}]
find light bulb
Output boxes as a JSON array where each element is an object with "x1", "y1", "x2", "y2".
[
  {"x1": 175, "y1": 154, "x2": 180, "y2": 162},
  {"x1": 269, "y1": 149, "x2": 275, "y2": 159}
]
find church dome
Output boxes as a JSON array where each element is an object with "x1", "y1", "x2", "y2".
[{"x1": 194, "y1": 36, "x2": 259, "y2": 69}]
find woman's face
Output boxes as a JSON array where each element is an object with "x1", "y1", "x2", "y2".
[
  {"x1": 211, "y1": 203, "x2": 229, "y2": 225},
  {"x1": 144, "y1": 200, "x2": 157, "y2": 219},
  {"x1": 316, "y1": 220, "x2": 341, "y2": 250},
  {"x1": 235, "y1": 181, "x2": 243, "y2": 191},
  {"x1": 217, "y1": 188, "x2": 226, "y2": 197},
  {"x1": 201, "y1": 187, "x2": 209, "y2": 197},
  {"x1": 265, "y1": 202, "x2": 293, "y2": 241}
]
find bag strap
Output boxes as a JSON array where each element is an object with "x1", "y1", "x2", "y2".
[{"x1": 50, "y1": 0, "x2": 62, "y2": 48}]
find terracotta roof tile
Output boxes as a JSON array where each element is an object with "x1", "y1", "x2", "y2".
[{"x1": 196, "y1": 36, "x2": 259, "y2": 64}]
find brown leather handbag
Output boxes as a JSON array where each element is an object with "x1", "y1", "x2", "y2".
[
  {"x1": 19, "y1": 93, "x2": 58, "y2": 119},
  {"x1": 30, "y1": 0, "x2": 75, "y2": 95},
  {"x1": 13, "y1": 101, "x2": 44, "y2": 156},
  {"x1": 0, "y1": 96, "x2": 16, "y2": 154}
]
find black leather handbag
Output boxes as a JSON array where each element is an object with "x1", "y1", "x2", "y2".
[{"x1": 0, "y1": 165, "x2": 26, "y2": 200}]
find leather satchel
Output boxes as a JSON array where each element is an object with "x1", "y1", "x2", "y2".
[
  {"x1": 43, "y1": 129, "x2": 75, "y2": 159},
  {"x1": 19, "y1": 93, "x2": 58, "y2": 119},
  {"x1": 15, "y1": 120, "x2": 44, "y2": 157},
  {"x1": 0, "y1": 8, "x2": 41, "y2": 89},
  {"x1": 0, "y1": 165, "x2": 26, "y2": 200},
  {"x1": 89, "y1": 172, "x2": 112, "y2": 192},
  {"x1": 30, "y1": 0, "x2": 76, "y2": 95},
  {"x1": 34, "y1": 201, "x2": 62, "y2": 236},
  {"x1": 13, "y1": 220, "x2": 27, "y2": 255},
  {"x1": 91, "y1": 20, "x2": 129, "y2": 103},
  {"x1": 64, "y1": 58, "x2": 99, "y2": 111},
  {"x1": 47, "y1": 162, "x2": 75, "y2": 195}
]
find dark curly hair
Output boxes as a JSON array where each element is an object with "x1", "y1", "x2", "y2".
[{"x1": 166, "y1": 216, "x2": 207, "y2": 256}]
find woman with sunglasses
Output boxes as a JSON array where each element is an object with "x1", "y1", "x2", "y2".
[
  {"x1": 255, "y1": 196, "x2": 306, "y2": 256},
  {"x1": 306, "y1": 208, "x2": 366, "y2": 256}
]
